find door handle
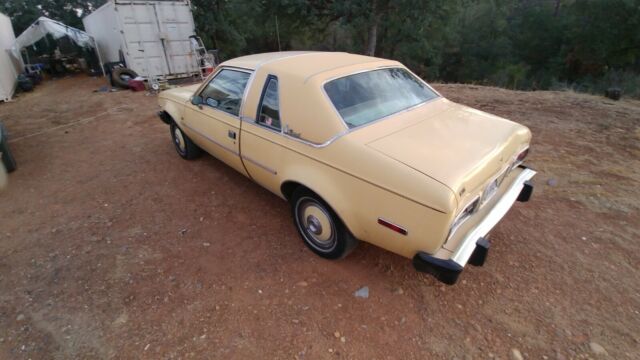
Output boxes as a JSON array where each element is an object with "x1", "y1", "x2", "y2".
[{"x1": 228, "y1": 130, "x2": 236, "y2": 140}]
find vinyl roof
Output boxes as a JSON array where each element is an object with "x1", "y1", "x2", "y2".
[{"x1": 222, "y1": 51, "x2": 399, "y2": 82}]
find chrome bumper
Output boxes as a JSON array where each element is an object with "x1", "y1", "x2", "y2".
[
  {"x1": 413, "y1": 166, "x2": 536, "y2": 284},
  {"x1": 450, "y1": 167, "x2": 536, "y2": 267}
]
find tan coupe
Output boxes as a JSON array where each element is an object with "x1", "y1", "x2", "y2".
[{"x1": 158, "y1": 52, "x2": 535, "y2": 284}]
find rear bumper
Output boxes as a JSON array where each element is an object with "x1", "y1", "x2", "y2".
[{"x1": 413, "y1": 166, "x2": 536, "y2": 284}]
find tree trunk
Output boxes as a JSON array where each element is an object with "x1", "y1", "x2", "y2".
[
  {"x1": 366, "y1": 22, "x2": 378, "y2": 56},
  {"x1": 365, "y1": 0, "x2": 379, "y2": 56}
]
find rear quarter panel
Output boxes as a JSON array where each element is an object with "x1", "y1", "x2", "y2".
[{"x1": 277, "y1": 138, "x2": 455, "y2": 259}]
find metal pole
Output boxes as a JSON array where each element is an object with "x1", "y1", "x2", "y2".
[{"x1": 91, "y1": 36, "x2": 107, "y2": 78}]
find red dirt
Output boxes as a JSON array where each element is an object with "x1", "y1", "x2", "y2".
[{"x1": 0, "y1": 76, "x2": 638, "y2": 359}]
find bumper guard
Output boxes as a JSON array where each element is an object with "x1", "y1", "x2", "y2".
[{"x1": 414, "y1": 167, "x2": 536, "y2": 284}]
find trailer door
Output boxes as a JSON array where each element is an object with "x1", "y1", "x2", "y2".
[
  {"x1": 118, "y1": 1, "x2": 197, "y2": 78},
  {"x1": 154, "y1": 1, "x2": 198, "y2": 77}
]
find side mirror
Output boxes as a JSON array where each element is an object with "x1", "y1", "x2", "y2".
[{"x1": 191, "y1": 96, "x2": 203, "y2": 106}]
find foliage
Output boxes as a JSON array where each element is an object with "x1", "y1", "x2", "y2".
[
  {"x1": 2, "y1": 0, "x2": 639, "y2": 97},
  {"x1": 1, "y1": 0, "x2": 105, "y2": 34}
]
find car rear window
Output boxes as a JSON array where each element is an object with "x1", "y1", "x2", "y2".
[{"x1": 324, "y1": 68, "x2": 438, "y2": 128}]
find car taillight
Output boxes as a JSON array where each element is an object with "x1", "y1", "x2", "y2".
[
  {"x1": 517, "y1": 148, "x2": 529, "y2": 162},
  {"x1": 448, "y1": 197, "x2": 480, "y2": 239}
]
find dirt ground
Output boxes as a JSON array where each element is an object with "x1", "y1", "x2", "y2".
[{"x1": 0, "y1": 76, "x2": 638, "y2": 359}]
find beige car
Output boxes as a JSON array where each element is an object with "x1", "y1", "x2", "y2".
[{"x1": 158, "y1": 52, "x2": 535, "y2": 284}]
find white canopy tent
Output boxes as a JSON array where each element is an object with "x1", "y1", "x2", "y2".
[{"x1": 11, "y1": 16, "x2": 106, "y2": 77}]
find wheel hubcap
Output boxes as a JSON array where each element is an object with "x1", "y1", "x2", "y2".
[
  {"x1": 296, "y1": 198, "x2": 336, "y2": 251},
  {"x1": 306, "y1": 215, "x2": 323, "y2": 235},
  {"x1": 174, "y1": 128, "x2": 186, "y2": 153}
]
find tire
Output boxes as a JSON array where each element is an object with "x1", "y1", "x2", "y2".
[
  {"x1": 111, "y1": 67, "x2": 139, "y2": 88},
  {"x1": 0, "y1": 123, "x2": 17, "y2": 173},
  {"x1": 17, "y1": 75, "x2": 33, "y2": 92},
  {"x1": 604, "y1": 87, "x2": 621, "y2": 101},
  {"x1": 170, "y1": 123, "x2": 201, "y2": 160},
  {"x1": 291, "y1": 187, "x2": 358, "y2": 259}
]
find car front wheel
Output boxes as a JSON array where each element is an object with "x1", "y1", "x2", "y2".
[
  {"x1": 170, "y1": 123, "x2": 201, "y2": 160},
  {"x1": 291, "y1": 188, "x2": 358, "y2": 259}
]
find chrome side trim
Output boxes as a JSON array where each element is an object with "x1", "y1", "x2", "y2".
[
  {"x1": 450, "y1": 168, "x2": 536, "y2": 267},
  {"x1": 242, "y1": 116, "x2": 349, "y2": 148},
  {"x1": 182, "y1": 122, "x2": 239, "y2": 156},
  {"x1": 241, "y1": 155, "x2": 277, "y2": 175}
]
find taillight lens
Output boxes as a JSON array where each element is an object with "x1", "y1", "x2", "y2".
[
  {"x1": 448, "y1": 197, "x2": 480, "y2": 239},
  {"x1": 517, "y1": 148, "x2": 529, "y2": 162}
]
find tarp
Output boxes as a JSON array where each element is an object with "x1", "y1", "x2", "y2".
[
  {"x1": 11, "y1": 16, "x2": 105, "y2": 76},
  {"x1": 13, "y1": 17, "x2": 94, "y2": 53}
]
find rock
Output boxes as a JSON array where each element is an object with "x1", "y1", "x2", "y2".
[
  {"x1": 340, "y1": 336, "x2": 346, "y2": 343},
  {"x1": 555, "y1": 352, "x2": 567, "y2": 360},
  {"x1": 16, "y1": 314, "x2": 25, "y2": 321},
  {"x1": 394, "y1": 287, "x2": 404, "y2": 295},
  {"x1": 203, "y1": 242, "x2": 210, "y2": 247},
  {"x1": 547, "y1": 178, "x2": 558, "y2": 186},
  {"x1": 179, "y1": 228, "x2": 187, "y2": 235},
  {"x1": 296, "y1": 281, "x2": 308, "y2": 287},
  {"x1": 354, "y1": 286, "x2": 369, "y2": 298},
  {"x1": 589, "y1": 342, "x2": 607, "y2": 356},
  {"x1": 334, "y1": 331, "x2": 340, "y2": 338},
  {"x1": 510, "y1": 348, "x2": 524, "y2": 360}
]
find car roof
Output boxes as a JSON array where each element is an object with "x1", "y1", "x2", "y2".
[{"x1": 221, "y1": 51, "x2": 399, "y2": 82}]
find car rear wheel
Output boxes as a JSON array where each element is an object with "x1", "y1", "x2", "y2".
[
  {"x1": 170, "y1": 123, "x2": 201, "y2": 160},
  {"x1": 291, "y1": 188, "x2": 358, "y2": 259}
]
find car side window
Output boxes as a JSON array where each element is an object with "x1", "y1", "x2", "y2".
[
  {"x1": 199, "y1": 69, "x2": 251, "y2": 117},
  {"x1": 256, "y1": 76, "x2": 281, "y2": 130}
]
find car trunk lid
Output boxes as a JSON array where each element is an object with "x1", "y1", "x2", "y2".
[{"x1": 366, "y1": 101, "x2": 530, "y2": 200}]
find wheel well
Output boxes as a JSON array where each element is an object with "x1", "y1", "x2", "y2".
[
  {"x1": 281, "y1": 181, "x2": 305, "y2": 201},
  {"x1": 281, "y1": 180, "x2": 358, "y2": 241},
  {"x1": 159, "y1": 110, "x2": 174, "y2": 124}
]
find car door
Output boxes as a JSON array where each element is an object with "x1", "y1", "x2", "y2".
[
  {"x1": 182, "y1": 68, "x2": 252, "y2": 176},
  {"x1": 239, "y1": 74, "x2": 286, "y2": 195}
]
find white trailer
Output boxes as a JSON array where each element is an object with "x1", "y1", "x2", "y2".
[
  {"x1": 0, "y1": 12, "x2": 19, "y2": 102},
  {"x1": 83, "y1": 0, "x2": 200, "y2": 79}
]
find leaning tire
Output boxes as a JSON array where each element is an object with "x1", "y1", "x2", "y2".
[
  {"x1": 291, "y1": 187, "x2": 358, "y2": 259},
  {"x1": 17, "y1": 75, "x2": 33, "y2": 92},
  {"x1": 170, "y1": 123, "x2": 201, "y2": 160},
  {"x1": 0, "y1": 123, "x2": 17, "y2": 173},
  {"x1": 111, "y1": 67, "x2": 138, "y2": 88}
]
